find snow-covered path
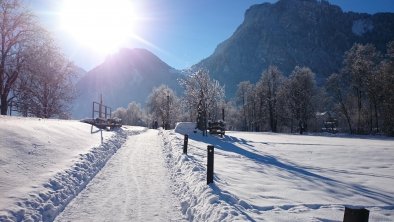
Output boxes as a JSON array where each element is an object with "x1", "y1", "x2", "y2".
[{"x1": 55, "y1": 129, "x2": 184, "y2": 221}]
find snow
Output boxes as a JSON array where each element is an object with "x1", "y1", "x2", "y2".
[
  {"x1": 352, "y1": 19, "x2": 373, "y2": 36},
  {"x1": 174, "y1": 122, "x2": 197, "y2": 135},
  {"x1": 55, "y1": 130, "x2": 184, "y2": 221},
  {"x1": 162, "y1": 123, "x2": 394, "y2": 221},
  {"x1": 1, "y1": 118, "x2": 393, "y2": 221},
  {"x1": 0, "y1": 116, "x2": 145, "y2": 221}
]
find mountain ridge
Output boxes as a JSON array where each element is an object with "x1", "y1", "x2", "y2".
[
  {"x1": 194, "y1": 0, "x2": 394, "y2": 97},
  {"x1": 72, "y1": 48, "x2": 181, "y2": 118}
]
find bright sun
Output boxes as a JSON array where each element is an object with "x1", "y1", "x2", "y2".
[{"x1": 60, "y1": 0, "x2": 136, "y2": 54}]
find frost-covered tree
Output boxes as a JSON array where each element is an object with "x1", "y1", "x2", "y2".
[
  {"x1": 378, "y1": 41, "x2": 394, "y2": 135},
  {"x1": 325, "y1": 42, "x2": 394, "y2": 135},
  {"x1": 147, "y1": 85, "x2": 179, "y2": 129},
  {"x1": 14, "y1": 32, "x2": 76, "y2": 118},
  {"x1": 342, "y1": 43, "x2": 380, "y2": 134},
  {"x1": 236, "y1": 81, "x2": 254, "y2": 131},
  {"x1": 256, "y1": 66, "x2": 285, "y2": 132},
  {"x1": 113, "y1": 102, "x2": 146, "y2": 126},
  {"x1": 281, "y1": 66, "x2": 317, "y2": 134},
  {"x1": 326, "y1": 73, "x2": 353, "y2": 133},
  {"x1": 112, "y1": 107, "x2": 127, "y2": 123},
  {"x1": 126, "y1": 102, "x2": 145, "y2": 126},
  {"x1": 222, "y1": 100, "x2": 242, "y2": 131},
  {"x1": 0, "y1": 0, "x2": 41, "y2": 115},
  {"x1": 180, "y1": 69, "x2": 225, "y2": 128}
]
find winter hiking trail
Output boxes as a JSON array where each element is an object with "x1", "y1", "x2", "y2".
[{"x1": 55, "y1": 129, "x2": 184, "y2": 221}]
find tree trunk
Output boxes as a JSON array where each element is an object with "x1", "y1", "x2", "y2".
[
  {"x1": 299, "y1": 120, "x2": 303, "y2": 134},
  {"x1": 340, "y1": 101, "x2": 353, "y2": 134},
  {"x1": 369, "y1": 102, "x2": 373, "y2": 133},
  {"x1": 1, "y1": 94, "x2": 8, "y2": 115},
  {"x1": 374, "y1": 102, "x2": 379, "y2": 133},
  {"x1": 304, "y1": 120, "x2": 308, "y2": 133},
  {"x1": 272, "y1": 116, "x2": 277, "y2": 132},
  {"x1": 357, "y1": 89, "x2": 362, "y2": 134},
  {"x1": 272, "y1": 103, "x2": 277, "y2": 133},
  {"x1": 269, "y1": 106, "x2": 274, "y2": 132}
]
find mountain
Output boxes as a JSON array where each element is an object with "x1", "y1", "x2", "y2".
[
  {"x1": 71, "y1": 66, "x2": 87, "y2": 84},
  {"x1": 194, "y1": 0, "x2": 394, "y2": 97},
  {"x1": 72, "y1": 48, "x2": 181, "y2": 119}
]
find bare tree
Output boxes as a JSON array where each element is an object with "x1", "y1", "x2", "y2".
[
  {"x1": 379, "y1": 41, "x2": 394, "y2": 135},
  {"x1": 180, "y1": 69, "x2": 225, "y2": 130},
  {"x1": 256, "y1": 66, "x2": 285, "y2": 132},
  {"x1": 326, "y1": 73, "x2": 353, "y2": 133},
  {"x1": 14, "y1": 32, "x2": 76, "y2": 118},
  {"x1": 342, "y1": 43, "x2": 380, "y2": 134},
  {"x1": 113, "y1": 102, "x2": 146, "y2": 126},
  {"x1": 222, "y1": 100, "x2": 242, "y2": 131},
  {"x1": 281, "y1": 66, "x2": 317, "y2": 134},
  {"x1": 147, "y1": 84, "x2": 179, "y2": 129},
  {"x1": 112, "y1": 107, "x2": 127, "y2": 123},
  {"x1": 0, "y1": 0, "x2": 39, "y2": 115},
  {"x1": 236, "y1": 81, "x2": 254, "y2": 131}
]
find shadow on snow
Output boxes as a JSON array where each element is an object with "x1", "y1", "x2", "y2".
[{"x1": 188, "y1": 133, "x2": 394, "y2": 206}]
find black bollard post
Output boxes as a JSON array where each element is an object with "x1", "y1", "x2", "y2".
[
  {"x1": 343, "y1": 207, "x2": 369, "y2": 222},
  {"x1": 183, "y1": 134, "x2": 188, "y2": 154},
  {"x1": 207, "y1": 145, "x2": 214, "y2": 184}
]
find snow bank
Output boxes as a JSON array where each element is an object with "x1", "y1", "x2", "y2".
[
  {"x1": 0, "y1": 128, "x2": 144, "y2": 222},
  {"x1": 174, "y1": 122, "x2": 197, "y2": 135},
  {"x1": 162, "y1": 124, "x2": 394, "y2": 221},
  {"x1": 160, "y1": 129, "x2": 248, "y2": 221},
  {"x1": 0, "y1": 116, "x2": 145, "y2": 221},
  {"x1": 0, "y1": 116, "x2": 115, "y2": 210}
]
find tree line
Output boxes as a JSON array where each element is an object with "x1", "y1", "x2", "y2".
[
  {"x1": 113, "y1": 70, "x2": 225, "y2": 130},
  {"x1": 0, "y1": 0, "x2": 76, "y2": 118},
  {"x1": 229, "y1": 41, "x2": 394, "y2": 135},
  {"x1": 115, "y1": 41, "x2": 394, "y2": 136}
]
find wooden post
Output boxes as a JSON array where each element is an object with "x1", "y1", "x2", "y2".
[
  {"x1": 99, "y1": 94, "x2": 103, "y2": 118},
  {"x1": 183, "y1": 134, "x2": 188, "y2": 154},
  {"x1": 343, "y1": 207, "x2": 369, "y2": 222},
  {"x1": 92, "y1": 102, "x2": 95, "y2": 119},
  {"x1": 207, "y1": 145, "x2": 214, "y2": 184}
]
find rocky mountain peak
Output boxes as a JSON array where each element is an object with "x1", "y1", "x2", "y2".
[{"x1": 194, "y1": 0, "x2": 394, "y2": 97}]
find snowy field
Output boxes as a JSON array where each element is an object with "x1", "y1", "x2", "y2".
[
  {"x1": 163, "y1": 122, "x2": 394, "y2": 221},
  {"x1": 0, "y1": 116, "x2": 145, "y2": 221},
  {"x1": 1, "y1": 117, "x2": 393, "y2": 221}
]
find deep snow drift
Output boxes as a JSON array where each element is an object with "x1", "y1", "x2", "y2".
[
  {"x1": 0, "y1": 116, "x2": 145, "y2": 221},
  {"x1": 161, "y1": 122, "x2": 394, "y2": 221}
]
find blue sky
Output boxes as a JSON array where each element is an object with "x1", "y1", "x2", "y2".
[{"x1": 28, "y1": 0, "x2": 394, "y2": 71}]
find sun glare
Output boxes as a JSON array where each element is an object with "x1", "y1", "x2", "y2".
[{"x1": 60, "y1": 0, "x2": 136, "y2": 54}]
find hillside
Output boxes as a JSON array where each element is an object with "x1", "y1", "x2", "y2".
[
  {"x1": 194, "y1": 0, "x2": 394, "y2": 97},
  {"x1": 72, "y1": 48, "x2": 182, "y2": 118}
]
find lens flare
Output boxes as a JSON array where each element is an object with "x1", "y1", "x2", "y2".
[{"x1": 60, "y1": 0, "x2": 136, "y2": 54}]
